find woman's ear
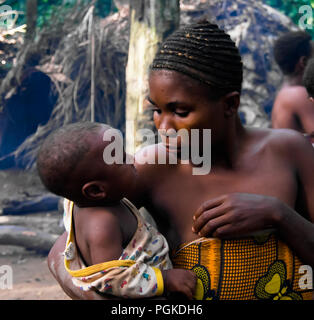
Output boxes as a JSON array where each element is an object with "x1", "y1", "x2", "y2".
[
  {"x1": 310, "y1": 97, "x2": 314, "y2": 103},
  {"x1": 223, "y1": 92, "x2": 240, "y2": 118},
  {"x1": 81, "y1": 181, "x2": 107, "y2": 201}
]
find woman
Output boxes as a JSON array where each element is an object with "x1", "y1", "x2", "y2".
[{"x1": 48, "y1": 21, "x2": 314, "y2": 300}]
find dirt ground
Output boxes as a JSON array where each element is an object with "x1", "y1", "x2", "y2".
[
  {"x1": 0, "y1": 169, "x2": 159, "y2": 301},
  {"x1": 0, "y1": 170, "x2": 70, "y2": 300},
  {"x1": 0, "y1": 246, "x2": 70, "y2": 300}
]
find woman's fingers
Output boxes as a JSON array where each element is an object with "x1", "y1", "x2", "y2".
[
  {"x1": 194, "y1": 211, "x2": 232, "y2": 237},
  {"x1": 212, "y1": 224, "x2": 234, "y2": 238},
  {"x1": 193, "y1": 195, "x2": 226, "y2": 220},
  {"x1": 192, "y1": 202, "x2": 230, "y2": 233}
]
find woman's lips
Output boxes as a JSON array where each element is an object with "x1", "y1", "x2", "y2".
[
  {"x1": 163, "y1": 143, "x2": 182, "y2": 154},
  {"x1": 160, "y1": 132, "x2": 188, "y2": 153},
  {"x1": 161, "y1": 136, "x2": 179, "y2": 147},
  {"x1": 164, "y1": 144, "x2": 178, "y2": 150}
]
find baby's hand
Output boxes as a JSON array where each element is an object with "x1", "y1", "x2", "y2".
[{"x1": 162, "y1": 269, "x2": 197, "y2": 300}]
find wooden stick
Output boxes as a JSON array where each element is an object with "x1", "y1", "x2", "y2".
[
  {"x1": 0, "y1": 225, "x2": 58, "y2": 253},
  {"x1": 0, "y1": 24, "x2": 26, "y2": 36},
  {"x1": 89, "y1": 5, "x2": 95, "y2": 122}
]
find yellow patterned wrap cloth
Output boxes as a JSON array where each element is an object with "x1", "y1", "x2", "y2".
[{"x1": 172, "y1": 232, "x2": 313, "y2": 300}]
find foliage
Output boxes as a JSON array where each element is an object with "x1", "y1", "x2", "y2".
[
  {"x1": 3, "y1": 0, "x2": 116, "y2": 28},
  {"x1": 263, "y1": 0, "x2": 314, "y2": 38},
  {"x1": 5, "y1": 0, "x2": 313, "y2": 35}
]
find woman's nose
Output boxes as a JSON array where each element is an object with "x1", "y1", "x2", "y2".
[{"x1": 158, "y1": 114, "x2": 175, "y2": 132}]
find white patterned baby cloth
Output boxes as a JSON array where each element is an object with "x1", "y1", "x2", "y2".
[{"x1": 63, "y1": 198, "x2": 172, "y2": 298}]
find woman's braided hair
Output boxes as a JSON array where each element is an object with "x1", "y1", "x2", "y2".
[{"x1": 151, "y1": 20, "x2": 243, "y2": 100}]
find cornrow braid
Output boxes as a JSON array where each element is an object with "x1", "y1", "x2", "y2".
[{"x1": 151, "y1": 21, "x2": 243, "y2": 99}]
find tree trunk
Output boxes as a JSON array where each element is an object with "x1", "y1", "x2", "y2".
[
  {"x1": 25, "y1": 0, "x2": 37, "y2": 41},
  {"x1": 125, "y1": 0, "x2": 180, "y2": 154}
]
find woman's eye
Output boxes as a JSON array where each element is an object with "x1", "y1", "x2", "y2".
[
  {"x1": 152, "y1": 109, "x2": 162, "y2": 114},
  {"x1": 175, "y1": 111, "x2": 190, "y2": 117}
]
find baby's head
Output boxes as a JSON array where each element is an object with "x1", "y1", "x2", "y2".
[
  {"x1": 303, "y1": 57, "x2": 314, "y2": 103},
  {"x1": 37, "y1": 122, "x2": 136, "y2": 207}
]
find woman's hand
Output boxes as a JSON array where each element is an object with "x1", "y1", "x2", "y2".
[
  {"x1": 48, "y1": 232, "x2": 118, "y2": 300},
  {"x1": 192, "y1": 193, "x2": 283, "y2": 238}
]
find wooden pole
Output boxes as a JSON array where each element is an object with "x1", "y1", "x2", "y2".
[
  {"x1": 89, "y1": 5, "x2": 95, "y2": 122},
  {"x1": 125, "y1": 0, "x2": 180, "y2": 154},
  {"x1": 25, "y1": 0, "x2": 37, "y2": 41}
]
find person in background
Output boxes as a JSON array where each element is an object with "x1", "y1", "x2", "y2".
[
  {"x1": 271, "y1": 31, "x2": 314, "y2": 141},
  {"x1": 303, "y1": 57, "x2": 314, "y2": 144},
  {"x1": 303, "y1": 57, "x2": 314, "y2": 102}
]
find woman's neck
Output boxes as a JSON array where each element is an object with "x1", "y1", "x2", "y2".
[{"x1": 211, "y1": 116, "x2": 247, "y2": 168}]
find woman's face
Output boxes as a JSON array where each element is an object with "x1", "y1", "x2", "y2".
[{"x1": 148, "y1": 69, "x2": 226, "y2": 152}]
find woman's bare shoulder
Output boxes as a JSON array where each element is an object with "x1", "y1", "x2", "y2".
[{"x1": 250, "y1": 127, "x2": 313, "y2": 163}]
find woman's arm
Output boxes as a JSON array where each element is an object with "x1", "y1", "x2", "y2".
[
  {"x1": 193, "y1": 131, "x2": 314, "y2": 267},
  {"x1": 47, "y1": 232, "x2": 118, "y2": 300},
  {"x1": 274, "y1": 131, "x2": 314, "y2": 267}
]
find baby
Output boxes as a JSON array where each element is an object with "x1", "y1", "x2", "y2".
[{"x1": 37, "y1": 122, "x2": 197, "y2": 299}]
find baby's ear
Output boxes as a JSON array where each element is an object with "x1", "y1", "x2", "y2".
[
  {"x1": 82, "y1": 181, "x2": 107, "y2": 201},
  {"x1": 310, "y1": 97, "x2": 314, "y2": 103}
]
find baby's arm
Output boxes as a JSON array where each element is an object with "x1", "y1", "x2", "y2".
[
  {"x1": 86, "y1": 212, "x2": 123, "y2": 264},
  {"x1": 79, "y1": 213, "x2": 197, "y2": 299},
  {"x1": 162, "y1": 269, "x2": 197, "y2": 300},
  {"x1": 85, "y1": 259, "x2": 197, "y2": 299}
]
